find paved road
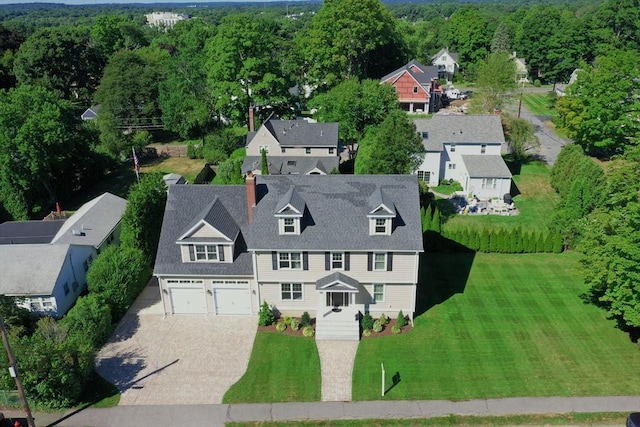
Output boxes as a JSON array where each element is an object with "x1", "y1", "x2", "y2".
[
  {"x1": 8, "y1": 396, "x2": 638, "y2": 426},
  {"x1": 518, "y1": 104, "x2": 570, "y2": 165}
]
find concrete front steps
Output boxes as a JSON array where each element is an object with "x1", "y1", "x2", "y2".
[{"x1": 316, "y1": 309, "x2": 360, "y2": 341}]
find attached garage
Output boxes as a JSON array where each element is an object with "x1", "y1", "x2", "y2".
[
  {"x1": 213, "y1": 281, "x2": 251, "y2": 315},
  {"x1": 167, "y1": 280, "x2": 206, "y2": 314}
]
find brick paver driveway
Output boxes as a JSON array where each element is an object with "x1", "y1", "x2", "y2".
[{"x1": 95, "y1": 280, "x2": 258, "y2": 405}]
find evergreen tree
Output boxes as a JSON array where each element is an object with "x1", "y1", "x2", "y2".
[
  {"x1": 552, "y1": 234, "x2": 564, "y2": 253},
  {"x1": 480, "y1": 229, "x2": 490, "y2": 252},
  {"x1": 489, "y1": 230, "x2": 500, "y2": 252},
  {"x1": 423, "y1": 205, "x2": 432, "y2": 232},
  {"x1": 431, "y1": 208, "x2": 441, "y2": 234},
  {"x1": 260, "y1": 148, "x2": 269, "y2": 175}
]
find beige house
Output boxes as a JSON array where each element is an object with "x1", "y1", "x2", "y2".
[
  {"x1": 153, "y1": 175, "x2": 424, "y2": 341},
  {"x1": 242, "y1": 114, "x2": 340, "y2": 175}
]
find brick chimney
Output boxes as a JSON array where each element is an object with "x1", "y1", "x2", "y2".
[
  {"x1": 249, "y1": 107, "x2": 255, "y2": 132},
  {"x1": 246, "y1": 172, "x2": 256, "y2": 224}
]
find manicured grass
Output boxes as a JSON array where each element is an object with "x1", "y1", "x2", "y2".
[
  {"x1": 63, "y1": 162, "x2": 137, "y2": 210},
  {"x1": 352, "y1": 252, "x2": 640, "y2": 401},
  {"x1": 522, "y1": 93, "x2": 556, "y2": 117},
  {"x1": 431, "y1": 184, "x2": 461, "y2": 196},
  {"x1": 223, "y1": 332, "x2": 321, "y2": 403},
  {"x1": 75, "y1": 370, "x2": 121, "y2": 408},
  {"x1": 140, "y1": 156, "x2": 208, "y2": 184},
  {"x1": 227, "y1": 412, "x2": 629, "y2": 426},
  {"x1": 443, "y1": 161, "x2": 557, "y2": 232}
]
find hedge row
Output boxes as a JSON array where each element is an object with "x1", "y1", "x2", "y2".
[{"x1": 429, "y1": 227, "x2": 564, "y2": 254}]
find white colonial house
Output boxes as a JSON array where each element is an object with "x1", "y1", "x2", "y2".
[
  {"x1": 0, "y1": 193, "x2": 127, "y2": 317},
  {"x1": 414, "y1": 115, "x2": 512, "y2": 199},
  {"x1": 431, "y1": 48, "x2": 460, "y2": 84},
  {"x1": 153, "y1": 175, "x2": 424, "y2": 341}
]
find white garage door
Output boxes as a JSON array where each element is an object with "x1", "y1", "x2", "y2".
[
  {"x1": 214, "y1": 288, "x2": 251, "y2": 315},
  {"x1": 169, "y1": 287, "x2": 207, "y2": 314}
]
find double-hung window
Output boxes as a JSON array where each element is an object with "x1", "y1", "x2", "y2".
[
  {"x1": 195, "y1": 245, "x2": 218, "y2": 261},
  {"x1": 482, "y1": 178, "x2": 497, "y2": 189},
  {"x1": 375, "y1": 218, "x2": 388, "y2": 234},
  {"x1": 374, "y1": 253, "x2": 386, "y2": 271},
  {"x1": 331, "y1": 252, "x2": 343, "y2": 270},
  {"x1": 281, "y1": 283, "x2": 303, "y2": 300},
  {"x1": 283, "y1": 218, "x2": 296, "y2": 234},
  {"x1": 279, "y1": 252, "x2": 302, "y2": 269},
  {"x1": 373, "y1": 284, "x2": 385, "y2": 302}
]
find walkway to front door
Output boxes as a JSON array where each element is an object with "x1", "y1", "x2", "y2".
[{"x1": 316, "y1": 340, "x2": 359, "y2": 401}]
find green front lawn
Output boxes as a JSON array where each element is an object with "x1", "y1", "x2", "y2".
[
  {"x1": 522, "y1": 93, "x2": 556, "y2": 117},
  {"x1": 444, "y1": 161, "x2": 557, "y2": 232},
  {"x1": 352, "y1": 252, "x2": 640, "y2": 401},
  {"x1": 223, "y1": 332, "x2": 321, "y2": 403}
]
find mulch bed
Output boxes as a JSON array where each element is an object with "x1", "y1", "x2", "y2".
[{"x1": 258, "y1": 318, "x2": 412, "y2": 339}]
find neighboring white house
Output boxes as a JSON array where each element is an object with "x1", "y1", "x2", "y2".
[
  {"x1": 0, "y1": 193, "x2": 127, "y2": 317},
  {"x1": 145, "y1": 12, "x2": 189, "y2": 29},
  {"x1": 242, "y1": 114, "x2": 340, "y2": 175},
  {"x1": 153, "y1": 175, "x2": 424, "y2": 341},
  {"x1": 509, "y1": 51, "x2": 529, "y2": 85},
  {"x1": 431, "y1": 48, "x2": 460, "y2": 84},
  {"x1": 413, "y1": 115, "x2": 512, "y2": 199}
]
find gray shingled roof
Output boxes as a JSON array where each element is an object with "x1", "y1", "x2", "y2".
[
  {"x1": 246, "y1": 117, "x2": 338, "y2": 148},
  {"x1": 380, "y1": 59, "x2": 439, "y2": 86},
  {"x1": 241, "y1": 156, "x2": 339, "y2": 175},
  {"x1": 52, "y1": 193, "x2": 127, "y2": 248},
  {"x1": 0, "y1": 244, "x2": 71, "y2": 295},
  {"x1": 462, "y1": 155, "x2": 513, "y2": 178},
  {"x1": 249, "y1": 175, "x2": 423, "y2": 252},
  {"x1": 275, "y1": 186, "x2": 306, "y2": 215},
  {"x1": 154, "y1": 185, "x2": 253, "y2": 276},
  {"x1": 368, "y1": 187, "x2": 396, "y2": 216},
  {"x1": 431, "y1": 48, "x2": 459, "y2": 64},
  {"x1": 414, "y1": 115, "x2": 505, "y2": 151},
  {"x1": 178, "y1": 197, "x2": 240, "y2": 242},
  {"x1": 0, "y1": 220, "x2": 66, "y2": 245},
  {"x1": 316, "y1": 272, "x2": 360, "y2": 291}
]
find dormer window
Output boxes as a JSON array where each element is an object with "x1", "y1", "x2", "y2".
[
  {"x1": 283, "y1": 218, "x2": 296, "y2": 233},
  {"x1": 375, "y1": 218, "x2": 388, "y2": 234},
  {"x1": 195, "y1": 245, "x2": 218, "y2": 261}
]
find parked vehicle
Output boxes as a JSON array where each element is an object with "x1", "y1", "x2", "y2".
[
  {"x1": 628, "y1": 413, "x2": 640, "y2": 427},
  {"x1": 445, "y1": 87, "x2": 468, "y2": 100}
]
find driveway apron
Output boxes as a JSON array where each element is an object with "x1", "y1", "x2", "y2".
[{"x1": 95, "y1": 280, "x2": 258, "y2": 405}]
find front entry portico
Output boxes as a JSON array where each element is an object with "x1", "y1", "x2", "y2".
[{"x1": 315, "y1": 272, "x2": 361, "y2": 341}]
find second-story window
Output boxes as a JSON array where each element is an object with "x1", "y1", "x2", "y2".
[
  {"x1": 195, "y1": 245, "x2": 218, "y2": 261},
  {"x1": 306, "y1": 148, "x2": 311, "y2": 154},
  {"x1": 329, "y1": 147, "x2": 334, "y2": 154},
  {"x1": 331, "y1": 252, "x2": 344, "y2": 270},
  {"x1": 279, "y1": 252, "x2": 302, "y2": 269},
  {"x1": 374, "y1": 253, "x2": 386, "y2": 270},
  {"x1": 450, "y1": 144, "x2": 456, "y2": 152},
  {"x1": 481, "y1": 144, "x2": 486, "y2": 154}
]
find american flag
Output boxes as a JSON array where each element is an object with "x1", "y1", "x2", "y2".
[{"x1": 132, "y1": 147, "x2": 140, "y2": 173}]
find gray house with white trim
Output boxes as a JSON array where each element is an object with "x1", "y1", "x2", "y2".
[
  {"x1": 0, "y1": 192, "x2": 126, "y2": 317},
  {"x1": 154, "y1": 175, "x2": 423, "y2": 340}
]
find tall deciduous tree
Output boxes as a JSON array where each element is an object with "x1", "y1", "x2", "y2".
[
  {"x1": 310, "y1": 78, "x2": 398, "y2": 152},
  {"x1": 91, "y1": 14, "x2": 148, "y2": 58},
  {"x1": 206, "y1": 14, "x2": 292, "y2": 130},
  {"x1": 502, "y1": 115, "x2": 540, "y2": 160},
  {"x1": 354, "y1": 110, "x2": 424, "y2": 174},
  {"x1": 443, "y1": 6, "x2": 491, "y2": 71},
  {"x1": 299, "y1": 0, "x2": 406, "y2": 88},
  {"x1": 120, "y1": 172, "x2": 167, "y2": 265},
  {"x1": 0, "y1": 85, "x2": 98, "y2": 219},
  {"x1": 557, "y1": 49, "x2": 640, "y2": 155},
  {"x1": 13, "y1": 26, "x2": 103, "y2": 104},
  {"x1": 468, "y1": 52, "x2": 516, "y2": 114}
]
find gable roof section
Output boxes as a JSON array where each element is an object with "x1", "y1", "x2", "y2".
[
  {"x1": 256, "y1": 117, "x2": 338, "y2": 148},
  {"x1": 315, "y1": 272, "x2": 360, "y2": 291},
  {"x1": 249, "y1": 175, "x2": 423, "y2": 252},
  {"x1": 368, "y1": 187, "x2": 396, "y2": 217},
  {"x1": 414, "y1": 115, "x2": 505, "y2": 151},
  {"x1": 0, "y1": 244, "x2": 71, "y2": 295},
  {"x1": 241, "y1": 156, "x2": 339, "y2": 175},
  {"x1": 178, "y1": 197, "x2": 239, "y2": 242},
  {"x1": 52, "y1": 193, "x2": 127, "y2": 248},
  {"x1": 380, "y1": 59, "x2": 439, "y2": 86},
  {"x1": 154, "y1": 184, "x2": 253, "y2": 276},
  {"x1": 462, "y1": 155, "x2": 512, "y2": 178},
  {"x1": 275, "y1": 186, "x2": 306, "y2": 217},
  {"x1": 431, "y1": 48, "x2": 459, "y2": 64},
  {"x1": 0, "y1": 220, "x2": 66, "y2": 245}
]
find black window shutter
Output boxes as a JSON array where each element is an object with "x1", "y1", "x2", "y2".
[
  {"x1": 345, "y1": 252, "x2": 350, "y2": 271},
  {"x1": 218, "y1": 245, "x2": 225, "y2": 261},
  {"x1": 272, "y1": 252, "x2": 278, "y2": 270},
  {"x1": 303, "y1": 252, "x2": 309, "y2": 270},
  {"x1": 367, "y1": 252, "x2": 373, "y2": 271},
  {"x1": 387, "y1": 252, "x2": 393, "y2": 271},
  {"x1": 188, "y1": 245, "x2": 195, "y2": 261},
  {"x1": 325, "y1": 252, "x2": 330, "y2": 271}
]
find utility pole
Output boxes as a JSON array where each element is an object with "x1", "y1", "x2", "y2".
[
  {"x1": 0, "y1": 313, "x2": 35, "y2": 427},
  {"x1": 517, "y1": 91, "x2": 523, "y2": 119}
]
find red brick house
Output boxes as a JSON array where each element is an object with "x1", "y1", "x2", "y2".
[{"x1": 380, "y1": 60, "x2": 444, "y2": 113}]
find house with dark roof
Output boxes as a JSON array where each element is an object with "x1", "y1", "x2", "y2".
[
  {"x1": 242, "y1": 114, "x2": 340, "y2": 176},
  {"x1": 380, "y1": 59, "x2": 444, "y2": 113},
  {"x1": 413, "y1": 115, "x2": 512, "y2": 199},
  {"x1": 154, "y1": 175, "x2": 423, "y2": 341},
  {"x1": 431, "y1": 48, "x2": 459, "y2": 84},
  {"x1": 81, "y1": 104, "x2": 101, "y2": 121},
  {"x1": 0, "y1": 192, "x2": 127, "y2": 317}
]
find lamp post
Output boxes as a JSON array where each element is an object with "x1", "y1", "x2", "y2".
[{"x1": 0, "y1": 313, "x2": 35, "y2": 427}]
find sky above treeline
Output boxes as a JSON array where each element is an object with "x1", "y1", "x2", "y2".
[{"x1": 2, "y1": 0, "x2": 300, "y2": 4}]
